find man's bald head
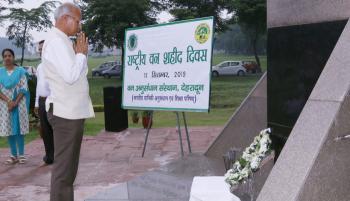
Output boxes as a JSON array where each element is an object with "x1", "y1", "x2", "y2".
[
  {"x1": 54, "y1": 3, "x2": 80, "y2": 21},
  {"x1": 54, "y1": 3, "x2": 82, "y2": 36}
]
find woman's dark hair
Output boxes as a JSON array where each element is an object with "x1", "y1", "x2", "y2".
[{"x1": 2, "y1": 48, "x2": 15, "y2": 58}]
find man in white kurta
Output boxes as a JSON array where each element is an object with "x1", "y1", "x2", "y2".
[{"x1": 41, "y1": 3, "x2": 94, "y2": 201}]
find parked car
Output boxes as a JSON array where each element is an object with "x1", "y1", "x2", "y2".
[
  {"x1": 212, "y1": 61, "x2": 246, "y2": 77},
  {"x1": 92, "y1": 61, "x2": 118, "y2": 77},
  {"x1": 242, "y1": 61, "x2": 259, "y2": 73},
  {"x1": 102, "y1": 65, "x2": 122, "y2": 78}
]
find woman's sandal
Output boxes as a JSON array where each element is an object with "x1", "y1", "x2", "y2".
[
  {"x1": 18, "y1": 155, "x2": 27, "y2": 164},
  {"x1": 5, "y1": 156, "x2": 18, "y2": 165}
]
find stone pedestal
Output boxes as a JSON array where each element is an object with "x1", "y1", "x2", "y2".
[{"x1": 257, "y1": 1, "x2": 350, "y2": 201}]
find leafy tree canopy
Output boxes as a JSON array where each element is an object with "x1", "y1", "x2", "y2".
[
  {"x1": 4, "y1": 1, "x2": 57, "y2": 65},
  {"x1": 167, "y1": 0, "x2": 232, "y2": 33},
  {"x1": 82, "y1": 0, "x2": 165, "y2": 51}
]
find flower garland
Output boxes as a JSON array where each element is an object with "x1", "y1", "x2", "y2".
[{"x1": 225, "y1": 128, "x2": 272, "y2": 187}]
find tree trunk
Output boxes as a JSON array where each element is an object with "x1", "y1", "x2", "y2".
[
  {"x1": 252, "y1": 29, "x2": 262, "y2": 73},
  {"x1": 253, "y1": 40, "x2": 262, "y2": 73},
  {"x1": 20, "y1": 20, "x2": 28, "y2": 66}
]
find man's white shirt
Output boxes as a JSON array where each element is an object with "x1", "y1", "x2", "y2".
[
  {"x1": 34, "y1": 63, "x2": 51, "y2": 107},
  {"x1": 41, "y1": 27, "x2": 94, "y2": 120}
]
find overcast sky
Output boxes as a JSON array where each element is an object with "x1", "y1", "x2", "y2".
[{"x1": 0, "y1": 0, "x2": 173, "y2": 42}]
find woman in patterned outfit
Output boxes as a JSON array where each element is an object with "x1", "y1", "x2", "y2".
[{"x1": 0, "y1": 48, "x2": 30, "y2": 164}]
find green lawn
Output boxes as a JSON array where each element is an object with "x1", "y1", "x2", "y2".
[
  {"x1": 0, "y1": 130, "x2": 39, "y2": 149},
  {"x1": 88, "y1": 54, "x2": 266, "y2": 106},
  {"x1": 85, "y1": 75, "x2": 261, "y2": 136},
  {"x1": 0, "y1": 54, "x2": 265, "y2": 148},
  {"x1": 89, "y1": 78, "x2": 121, "y2": 105}
]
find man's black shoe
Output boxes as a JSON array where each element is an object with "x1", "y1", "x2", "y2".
[{"x1": 43, "y1": 156, "x2": 54, "y2": 165}]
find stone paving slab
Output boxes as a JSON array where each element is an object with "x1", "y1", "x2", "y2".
[
  {"x1": 0, "y1": 126, "x2": 221, "y2": 201},
  {"x1": 86, "y1": 155, "x2": 225, "y2": 201}
]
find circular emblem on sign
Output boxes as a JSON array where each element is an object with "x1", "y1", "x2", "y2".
[
  {"x1": 127, "y1": 34, "x2": 138, "y2": 51},
  {"x1": 195, "y1": 23, "x2": 210, "y2": 44}
]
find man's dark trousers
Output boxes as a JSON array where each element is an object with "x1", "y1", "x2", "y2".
[
  {"x1": 47, "y1": 105, "x2": 85, "y2": 201},
  {"x1": 38, "y1": 97, "x2": 54, "y2": 164}
]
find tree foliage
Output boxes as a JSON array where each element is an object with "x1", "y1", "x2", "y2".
[
  {"x1": 214, "y1": 24, "x2": 266, "y2": 55},
  {"x1": 4, "y1": 1, "x2": 57, "y2": 65},
  {"x1": 167, "y1": 0, "x2": 231, "y2": 33},
  {"x1": 81, "y1": 0, "x2": 165, "y2": 51},
  {"x1": 1, "y1": 0, "x2": 22, "y2": 4},
  {"x1": 230, "y1": 0, "x2": 266, "y2": 71},
  {"x1": 0, "y1": 0, "x2": 23, "y2": 23}
]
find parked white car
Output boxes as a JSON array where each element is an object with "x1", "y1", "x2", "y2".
[{"x1": 212, "y1": 61, "x2": 246, "y2": 77}]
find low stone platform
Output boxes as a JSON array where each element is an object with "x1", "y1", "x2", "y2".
[
  {"x1": 86, "y1": 154, "x2": 224, "y2": 201},
  {"x1": 0, "y1": 126, "x2": 221, "y2": 201}
]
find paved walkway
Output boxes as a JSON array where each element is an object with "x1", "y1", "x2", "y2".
[{"x1": 0, "y1": 126, "x2": 221, "y2": 201}]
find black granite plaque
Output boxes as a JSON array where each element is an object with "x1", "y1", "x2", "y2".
[{"x1": 267, "y1": 20, "x2": 347, "y2": 156}]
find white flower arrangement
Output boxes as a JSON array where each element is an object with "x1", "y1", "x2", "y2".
[{"x1": 225, "y1": 128, "x2": 272, "y2": 187}]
